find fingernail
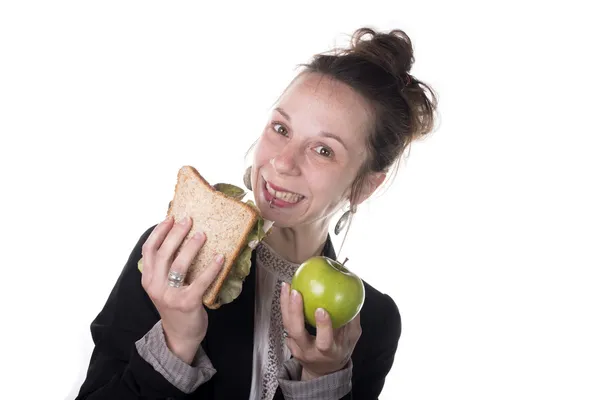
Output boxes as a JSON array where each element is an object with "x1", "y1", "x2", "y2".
[
  {"x1": 179, "y1": 215, "x2": 189, "y2": 225},
  {"x1": 316, "y1": 308, "x2": 326, "y2": 319},
  {"x1": 163, "y1": 215, "x2": 173, "y2": 223},
  {"x1": 291, "y1": 289, "x2": 300, "y2": 301},
  {"x1": 193, "y1": 231, "x2": 205, "y2": 240},
  {"x1": 215, "y1": 254, "x2": 224, "y2": 264}
]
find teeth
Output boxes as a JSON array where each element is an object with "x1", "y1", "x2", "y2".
[{"x1": 266, "y1": 182, "x2": 303, "y2": 204}]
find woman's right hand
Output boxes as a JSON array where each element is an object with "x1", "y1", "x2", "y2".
[{"x1": 140, "y1": 215, "x2": 224, "y2": 364}]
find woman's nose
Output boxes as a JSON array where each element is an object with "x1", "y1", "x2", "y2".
[{"x1": 271, "y1": 146, "x2": 300, "y2": 176}]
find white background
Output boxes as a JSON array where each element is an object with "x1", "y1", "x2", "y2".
[{"x1": 1, "y1": 1, "x2": 599, "y2": 399}]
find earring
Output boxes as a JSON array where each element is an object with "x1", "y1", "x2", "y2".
[
  {"x1": 243, "y1": 166, "x2": 252, "y2": 191},
  {"x1": 334, "y1": 204, "x2": 357, "y2": 235}
]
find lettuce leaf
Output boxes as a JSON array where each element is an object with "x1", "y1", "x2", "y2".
[
  {"x1": 219, "y1": 204, "x2": 265, "y2": 305},
  {"x1": 230, "y1": 245, "x2": 252, "y2": 279},
  {"x1": 214, "y1": 183, "x2": 246, "y2": 201},
  {"x1": 217, "y1": 276, "x2": 243, "y2": 305}
]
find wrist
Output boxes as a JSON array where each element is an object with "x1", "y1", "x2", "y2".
[
  {"x1": 300, "y1": 366, "x2": 338, "y2": 381},
  {"x1": 300, "y1": 360, "x2": 350, "y2": 381},
  {"x1": 301, "y1": 368, "x2": 320, "y2": 381},
  {"x1": 163, "y1": 331, "x2": 203, "y2": 365}
]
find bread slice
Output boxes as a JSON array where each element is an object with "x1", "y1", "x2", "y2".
[{"x1": 166, "y1": 165, "x2": 259, "y2": 308}]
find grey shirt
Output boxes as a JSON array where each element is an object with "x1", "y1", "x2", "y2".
[{"x1": 136, "y1": 320, "x2": 352, "y2": 399}]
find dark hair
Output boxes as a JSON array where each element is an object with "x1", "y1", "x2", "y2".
[{"x1": 301, "y1": 27, "x2": 438, "y2": 204}]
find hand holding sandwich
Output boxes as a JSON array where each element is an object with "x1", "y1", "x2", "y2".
[
  {"x1": 280, "y1": 282, "x2": 362, "y2": 380},
  {"x1": 140, "y1": 215, "x2": 224, "y2": 364}
]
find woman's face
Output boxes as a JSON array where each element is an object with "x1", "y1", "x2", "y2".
[{"x1": 251, "y1": 72, "x2": 374, "y2": 228}]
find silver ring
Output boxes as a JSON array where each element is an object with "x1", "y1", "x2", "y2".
[
  {"x1": 283, "y1": 329, "x2": 289, "y2": 339},
  {"x1": 168, "y1": 270, "x2": 185, "y2": 288}
]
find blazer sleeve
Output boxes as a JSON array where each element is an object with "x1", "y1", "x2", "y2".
[
  {"x1": 350, "y1": 294, "x2": 402, "y2": 399},
  {"x1": 75, "y1": 225, "x2": 192, "y2": 399}
]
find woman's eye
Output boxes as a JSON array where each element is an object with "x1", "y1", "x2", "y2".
[
  {"x1": 273, "y1": 123, "x2": 288, "y2": 136},
  {"x1": 314, "y1": 145, "x2": 333, "y2": 158}
]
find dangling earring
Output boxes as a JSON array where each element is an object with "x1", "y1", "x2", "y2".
[
  {"x1": 335, "y1": 203, "x2": 357, "y2": 235},
  {"x1": 243, "y1": 166, "x2": 252, "y2": 191}
]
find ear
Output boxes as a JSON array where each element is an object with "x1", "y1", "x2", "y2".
[{"x1": 353, "y1": 172, "x2": 386, "y2": 206}]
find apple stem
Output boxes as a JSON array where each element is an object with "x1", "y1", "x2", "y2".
[{"x1": 342, "y1": 257, "x2": 349, "y2": 267}]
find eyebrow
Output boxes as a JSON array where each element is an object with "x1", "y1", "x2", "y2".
[
  {"x1": 275, "y1": 107, "x2": 291, "y2": 121},
  {"x1": 274, "y1": 107, "x2": 348, "y2": 151}
]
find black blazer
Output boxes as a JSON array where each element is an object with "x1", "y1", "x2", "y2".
[{"x1": 76, "y1": 225, "x2": 401, "y2": 399}]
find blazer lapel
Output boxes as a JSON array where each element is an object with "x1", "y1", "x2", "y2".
[{"x1": 203, "y1": 251, "x2": 257, "y2": 398}]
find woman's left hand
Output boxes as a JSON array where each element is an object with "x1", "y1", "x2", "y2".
[{"x1": 280, "y1": 282, "x2": 362, "y2": 380}]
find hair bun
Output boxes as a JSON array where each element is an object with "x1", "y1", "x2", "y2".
[{"x1": 348, "y1": 27, "x2": 415, "y2": 80}]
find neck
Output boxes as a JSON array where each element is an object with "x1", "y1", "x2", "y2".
[{"x1": 264, "y1": 219, "x2": 330, "y2": 264}]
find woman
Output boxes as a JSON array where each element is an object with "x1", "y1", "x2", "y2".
[{"x1": 76, "y1": 27, "x2": 437, "y2": 400}]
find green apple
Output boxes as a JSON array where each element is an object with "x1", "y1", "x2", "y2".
[{"x1": 291, "y1": 256, "x2": 365, "y2": 330}]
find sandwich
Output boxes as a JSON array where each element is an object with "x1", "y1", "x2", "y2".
[{"x1": 138, "y1": 165, "x2": 273, "y2": 309}]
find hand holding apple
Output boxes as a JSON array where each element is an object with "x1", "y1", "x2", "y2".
[
  {"x1": 290, "y1": 256, "x2": 365, "y2": 329},
  {"x1": 280, "y1": 281, "x2": 362, "y2": 380}
]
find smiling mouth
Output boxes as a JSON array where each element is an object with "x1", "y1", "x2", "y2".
[{"x1": 265, "y1": 181, "x2": 305, "y2": 204}]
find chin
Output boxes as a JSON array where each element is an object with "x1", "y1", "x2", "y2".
[
  {"x1": 255, "y1": 204, "x2": 298, "y2": 228},
  {"x1": 253, "y1": 201, "x2": 309, "y2": 231}
]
